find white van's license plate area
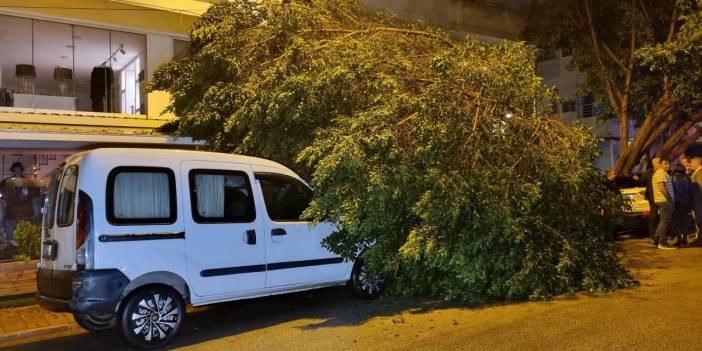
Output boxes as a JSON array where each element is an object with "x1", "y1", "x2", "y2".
[{"x1": 41, "y1": 241, "x2": 58, "y2": 260}]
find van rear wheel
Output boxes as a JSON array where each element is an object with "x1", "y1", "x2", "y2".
[
  {"x1": 117, "y1": 286, "x2": 185, "y2": 350},
  {"x1": 73, "y1": 312, "x2": 115, "y2": 332}
]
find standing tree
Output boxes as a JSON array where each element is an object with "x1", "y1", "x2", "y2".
[
  {"x1": 525, "y1": 0, "x2": 702, "y2": 173},
  {"x1": 151, "y1": 0, "x2": 630, "y2": 302}
]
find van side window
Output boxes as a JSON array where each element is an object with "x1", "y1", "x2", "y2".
[
  {"x1": 255, "y1": 173, "x2": 312, "y2": 222},
  {"x1": 56, "y1": 166, "x2": 78, "y2": 227},
  {"x1": 189, "y1": 170, "x2": 255, "y2": 223},
  {"x1": 106, "y1": 167, "x2": 177, "y2": 225}
]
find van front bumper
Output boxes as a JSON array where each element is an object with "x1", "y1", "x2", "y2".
[{"x1": 36, "y1": 268, "x2": 129, "y2": 315}]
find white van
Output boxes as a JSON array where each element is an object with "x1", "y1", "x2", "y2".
[{"x1": 36, "y1": 148, "x2": 384, "y2": 349}]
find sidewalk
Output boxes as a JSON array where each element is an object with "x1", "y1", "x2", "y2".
[{"x1": 0, "y1": 305, "x2": 77, "y2": 344}]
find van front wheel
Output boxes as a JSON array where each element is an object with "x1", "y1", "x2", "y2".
[
  {"x1": 118, "y1": 286, "x2": 185, "y2": 350},
  {"x1": 350, "y1": 260, "x2": 385, "y2": 299},
  {"x1": 73, "y1": 312, "x2": 115, "y2": 332}
]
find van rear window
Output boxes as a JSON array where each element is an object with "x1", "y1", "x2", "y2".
[
  {"x1": 106, "y1": 167, "x2": 177, "y2": 225},
  {"x1": 56, "y1": 166, "x2": 78, "y2": 227},
  {"x1": 43, "y1": 168, "x2": 63, "y2": 231}
]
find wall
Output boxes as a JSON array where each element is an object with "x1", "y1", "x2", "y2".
[
  {"x1": 146, "y1": 33, "x2": 176, "y2": 120},
  {"x1": 360, "y1": 0, "x2": 528, "y2": 41}
]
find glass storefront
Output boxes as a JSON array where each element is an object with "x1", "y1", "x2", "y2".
[
  {"x1": 0, "y1": 14, "x2": 146, "y2": 115},
  {"x1": 0, "y1": 151, "x2": 71, "y2": 260}
]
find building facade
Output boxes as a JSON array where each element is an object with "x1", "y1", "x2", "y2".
[{"x1": 0, "y1": 0, "x2": 207, "y2": 256}]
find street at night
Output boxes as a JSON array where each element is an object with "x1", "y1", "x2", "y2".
[
  {"x1": 0, "y1": 0, "x2": 700, "y2": 350},
  {"x1": 2, "y1": 237, "x2": 701, "y2": 351}
]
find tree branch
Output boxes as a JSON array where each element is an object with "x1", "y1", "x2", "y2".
[
  {"x1": 655, "y1": 118, "x2": 697, "y2": 157},
  {"x1": 300, "y1": 27, "x2": 455, "y2": 48},
  {"x1": 670, "y1": 127, "x2": 702, "y2": 160}
]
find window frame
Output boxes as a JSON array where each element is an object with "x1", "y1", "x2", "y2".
[
  {"x1": 56, "y1": 165, "x2": 79, "y2": 228},
  {"x1": 106, "y1": 166, "x2": 177, "y2": 226},
  {"x1": 43, "y1": 165, "x2": 64, "y2": 231},
  {"x1": 254, "y1": 172, "x2": 313, "y2": 223},
  {"x1": 188, "y1": 169, "x2": 256, "y2": 224}
]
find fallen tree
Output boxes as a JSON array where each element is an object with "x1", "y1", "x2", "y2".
[{"x1": 151, "y1": 0, "x2": 631, "y2": 302}]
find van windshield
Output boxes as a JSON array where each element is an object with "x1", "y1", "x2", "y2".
[{"x1": 42, "y1": 167, "x2": 63, "y2": 233}]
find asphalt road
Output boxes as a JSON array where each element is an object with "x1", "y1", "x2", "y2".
[{"x1": 2, "y1": 237, "x2": 702, "y2": 351}]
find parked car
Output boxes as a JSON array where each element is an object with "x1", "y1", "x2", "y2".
[
  {"x1": 614, "y1": 174, "x2": 650, "y2": 234},
  {"x1": 36, "y1": 148, "x2": 384, "y2": 349}
]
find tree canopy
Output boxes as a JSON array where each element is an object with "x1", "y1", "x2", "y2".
[
  {"x1": 150, "y1": 0, "x2": 630, "y2": 302},
  {"x1": 525, "y1": 0, "x2": 702, "y2": 173}
]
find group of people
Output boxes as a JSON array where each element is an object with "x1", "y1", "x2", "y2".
[{"x1": 640, "y1": 156, "x2": 702, "y2": 250}]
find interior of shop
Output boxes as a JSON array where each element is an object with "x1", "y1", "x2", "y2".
[{"x1": 0, "y1": 14, "x2": 146, "y2": 115}]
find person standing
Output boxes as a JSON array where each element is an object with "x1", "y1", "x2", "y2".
[
  {"x1": 671, "y1": 164, "x2": 693, "y2": 246},
  {"x1": 640, "y1": 158, "x2": 660, "y2": 243},
  {"x1": 689, "y1": 157, "x2": 702, "y2": 239},
  {"x1": 652, "y1": 159, "x2": 677, "y2": 249}
]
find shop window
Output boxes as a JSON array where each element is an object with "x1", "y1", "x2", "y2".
[
  {"x1": 0, "y1": 14, "x2": 146, "y2": 115},
  {"x1": 0, "y1": 15, "x2": 32, "y2": 107}
]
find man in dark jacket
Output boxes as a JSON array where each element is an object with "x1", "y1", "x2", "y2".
[{"x1": 689, "y1": 157, "x2": 702, "y2": 242}]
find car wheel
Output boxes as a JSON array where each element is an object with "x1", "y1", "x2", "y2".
[
  {"x1": 117, "y1": 286, "x2": 185, "y2": 350},
  {"x1": 350, "y1": 260, "x2": 385, "y2": 299},
  {"x1": 73, "y1": 312, "x2": 115, "y2": 332}
]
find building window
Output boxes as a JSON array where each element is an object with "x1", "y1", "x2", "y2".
[
  {"x1": 256, "y1": 173, "x2": 312, "y2": 222},
  {"x1": 562, "y1": 100, "x2": 576, "y2": 113},
  {"x1": 536, "y1": 48, "x2": 557, "y2": 63},
  {"x1": 580, "y1": 94, "x2": 601, "y2": 118},
  {"x1": 0, "y1": 14, "x2": 146, "y2": 115},
  {"x1": 173, "y1": 39, "x2": 190, "y2": 60},
  {"x1": 107, "y1": 167, "x2": 177, "y2": 225}
]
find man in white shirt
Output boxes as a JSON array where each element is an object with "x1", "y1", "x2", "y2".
[{"x1": 652, "y1": 158, "x2": 676, "y2": 249}]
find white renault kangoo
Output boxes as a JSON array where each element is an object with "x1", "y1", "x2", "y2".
[{"x1": 36, "y1": 148, "x2": 384, "y2": 349}]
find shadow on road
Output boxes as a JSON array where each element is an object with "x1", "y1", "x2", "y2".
[{"x1": 2, "y1": 286, "x2": 454, "y2": 351}]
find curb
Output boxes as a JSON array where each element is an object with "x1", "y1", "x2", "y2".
[{"x1": 0, "y1": 324, "x2": 76, "y2": 344}]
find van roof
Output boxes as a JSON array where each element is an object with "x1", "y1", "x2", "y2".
[{"x1": 74, "y1": 148, "x2": 297, "y2": 175}]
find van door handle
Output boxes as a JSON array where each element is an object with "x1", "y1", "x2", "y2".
[
  {"x1": 271, "y1": 228, "x2": 287, "y2": 236},
  {"x1": 245, "y1": 230, "x2": 256, "y2": 245}
]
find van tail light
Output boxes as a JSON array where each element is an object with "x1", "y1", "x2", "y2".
[{"x1": 76, "y1": 191, "x2": 94, "y2": 269}]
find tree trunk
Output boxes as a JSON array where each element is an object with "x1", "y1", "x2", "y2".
[
  {"x1": 655, "y1": 118, "x2": 693, "y2": 158},
  {"x1": 614, "y1": 99, "x2": 673, "y2": 173}
]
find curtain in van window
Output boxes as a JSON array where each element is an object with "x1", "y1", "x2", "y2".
[
  {"x1": 194, "y1": 174, "x2": 225, "y2": 217},
  {"x1": 114, "y1": 172, "x2": 170, "y2": 219}
]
